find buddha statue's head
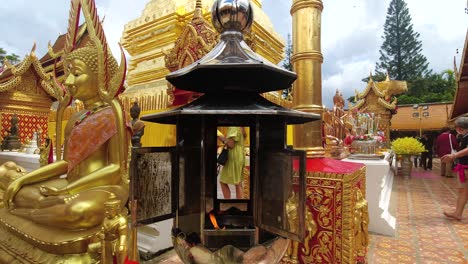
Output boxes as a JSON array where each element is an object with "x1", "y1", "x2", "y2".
[
  {"x1": 130, "y1": 101, "x2": 141, "y2": 119},
  {"x1": 64, "y1": 45, "x2": 118, "y2": 102}
]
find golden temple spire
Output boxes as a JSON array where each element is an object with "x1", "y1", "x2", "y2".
[
  {"x1": 385, "y1": 71, "x2": 390, "y2": 81},
  {"x1": 194, "y1": 0, "x2": 203, "y2": 18},
  {"x1": 30, "y1": 42, "x2": 37, "y2": 55}
]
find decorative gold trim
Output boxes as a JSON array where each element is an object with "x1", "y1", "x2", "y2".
[
  {"x1": 0, "y1": 76, "x2": 22, "y2": 92},
  {"x1": 378, "y1": 97, "x2": 396, "y2": 110},
  {"x1": 290, "y1": 0, "x2": 324, "y2": 15},
  {"x1": 291, "y1": 51, "x2": 324, "y2": 64},
  {"x1": 301, "y1": 166, "x2": 367, "y2": 263}
]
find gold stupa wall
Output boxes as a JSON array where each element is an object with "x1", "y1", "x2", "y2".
[{"x1": 120, "y1": 0, "x2": 287, "y2": 147}]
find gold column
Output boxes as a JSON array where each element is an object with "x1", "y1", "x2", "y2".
[{"x1": 291, "y1": 0, "x2": 324, "y2": 157}]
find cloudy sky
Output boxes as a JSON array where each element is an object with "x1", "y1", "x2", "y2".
[{"x1": 0, "y1": 0, "x2": 467, "y2": 107}]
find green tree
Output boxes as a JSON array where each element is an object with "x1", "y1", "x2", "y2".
[
  {"x1": 396, "y1": 70, "x2": 456, "y2": 104},
  {"x1": 281, "y1": 34, "x2": 293, "y2": 99},
  {"x1": 376, "y1": 0, "x2": 430, "y2": 80},
  {"x1": 0, "y1": 48, "x2": 21, "y2": 66},
  {"x1": 5, "y1": 53, "x2": 20, "y2": 65},
  {"x1": 361, "y1": 71, "x2": 387, "y2": 83}
]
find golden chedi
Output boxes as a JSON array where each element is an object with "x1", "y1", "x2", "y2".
[
  {"x1": 0, "y1": 0, "x2": 129, "y2": 262},
  {"x1": 120, "y1": 0, "x2": 285, "y2": 108}
]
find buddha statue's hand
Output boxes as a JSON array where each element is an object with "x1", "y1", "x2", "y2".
[
  {"x1": 4, "y1": 178, "x2": 24, "y2": 209},
  {"x1": 119, "y1": 244, "x2": 126, "y2": 254},
  {"x1": 39, "y1": 185, "x2": 67, "y2": 196}
]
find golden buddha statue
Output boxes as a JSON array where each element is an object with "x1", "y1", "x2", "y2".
[
  {"x1": 0, "y1": 0, "x2": 130, "y2": 261},
  {"x1": 0, "y1": 44, "x2": 128, "y2": 230}
]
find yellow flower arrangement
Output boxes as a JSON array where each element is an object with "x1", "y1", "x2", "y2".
[{"x1": 391, "y1": 137, "x2": 426, "y2": 155}]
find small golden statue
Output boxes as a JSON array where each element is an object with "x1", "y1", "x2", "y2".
[
  {"x1": 333, "y1": 89, "x2": 345, "y2": 110},
  {"x1": 283, "y1": 191, "x2": 300, "y2": 264},
  {"x1": 354, "y1": 189, "x2": 369, "y2": 262},
  {"x1": 88, "y1": 194, "x2": 128, "y2": 263},
  {"x1": 38, "y1": 137, "x2": 53, "y2": 167}
]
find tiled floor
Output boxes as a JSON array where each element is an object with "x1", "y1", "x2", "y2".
[{"x1": 368, "y1": 159, "x2": 468, "y2": 264}]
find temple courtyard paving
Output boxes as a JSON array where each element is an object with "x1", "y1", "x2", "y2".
[{"x1": 368, "y1": 158, "x2": 468, "y2": 263}]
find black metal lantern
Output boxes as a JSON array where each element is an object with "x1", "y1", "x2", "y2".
[{"x1": 130, "y1": 0, "x2": 320, "y2": 262}]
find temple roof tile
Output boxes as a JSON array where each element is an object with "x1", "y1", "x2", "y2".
[{"x1": 0, "y1": 51, "x2": 56, "y2": 99}]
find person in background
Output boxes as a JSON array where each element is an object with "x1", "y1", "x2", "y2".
[
  {"x1": 218, "y1": 127, "x2": 246, "y2": 199},
  {"x1": 435, "y1": 127, "x2": 458, "y2": 177},
  {"x1": 441, "y1": 117, "x2": 468, "y2": 220},
  {"x1": 413, "y1": 136, "x2": 422, "y2": 168},
  {"x1": 420, "y1": 134, "x2": 433, "y2": 170}
]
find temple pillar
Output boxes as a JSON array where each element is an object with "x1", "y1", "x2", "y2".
[
  {"x1": 291, "y1": 0, "x2": 324, "y2": 157},
  {"x1": 287, "y1": 1, "x2": 370, "y2": 263}
]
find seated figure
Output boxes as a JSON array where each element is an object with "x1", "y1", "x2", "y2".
[
  {"x1": 0, "y1": 45, "x2": 128, "y2": 230},
  {"x1": 1, "y1": 114, "x2": 22, "y2": 151},
  {"x1": 130, "y1": 101, "x2": 145, "y2": 147}
]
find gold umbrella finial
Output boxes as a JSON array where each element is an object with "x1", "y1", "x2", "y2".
[{"x1": 194, "y1": 0, "x2": 203, "y2": 18}]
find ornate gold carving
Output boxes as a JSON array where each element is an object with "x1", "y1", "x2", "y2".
[
  {"x1": 0, "y1": 76, "x2": 22, "y2": 93},
  {"x1": 283, "y1": 166, "x2": 368, "y2": 263},
  {"x1": 121, "y1": 0, "x2": 287, "y2": 113},
  {"x1": 0, "y1": 224, "x2": 93, "y2": 264},
  {"x1": 354, "y1": 189, "x2": 369, "y2": 261},
  {"x1": 0, "y1": 45, "x2": 57, "y2": 102},
  {"x1": 350, "y1": 73, "x2": 407, "y2": 139}
]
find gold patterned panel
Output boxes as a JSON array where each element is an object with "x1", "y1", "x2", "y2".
[{"x1": 282, "y1": 162, "x2": 367, "y2": 264}]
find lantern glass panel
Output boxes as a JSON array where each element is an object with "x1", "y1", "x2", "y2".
[
  {"x1": 130, "y1": 147, "x2": 178, "y2": 225},
  {"x1": 256, "y1": 149, "x2": 306, "y2": 242}
]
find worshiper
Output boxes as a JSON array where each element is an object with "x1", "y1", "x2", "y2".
[
  {"x1": 441, "y1": 117, "x2": 468, "y2": 220},
  {"x1": 436, "y1": 127, "x2": 458, "y2": 177},
  {"x1": 218, "y1": 127, "x2": 246, "y2": 199},
  {"x1": 420, "y1": 134, "x2": 433, "y2": 170}
]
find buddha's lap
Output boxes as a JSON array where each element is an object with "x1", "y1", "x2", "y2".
[{"x1": 14, "y1": 182, "x2": 128, "y2": 211}]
